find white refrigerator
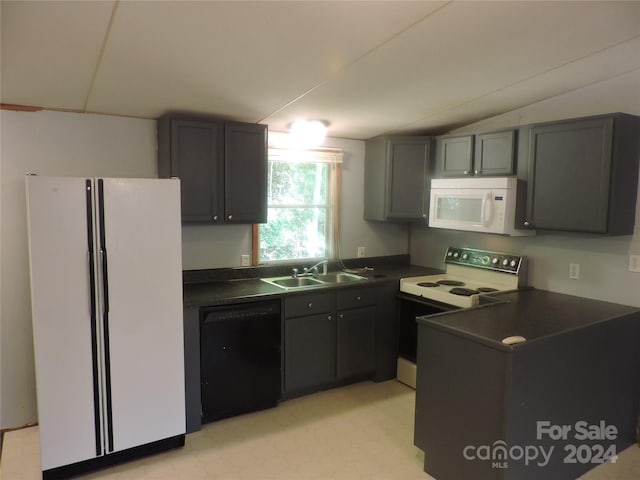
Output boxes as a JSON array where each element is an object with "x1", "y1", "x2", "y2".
[{"x1": 26, "y1": 176, "x2": 186, "y2": 476}]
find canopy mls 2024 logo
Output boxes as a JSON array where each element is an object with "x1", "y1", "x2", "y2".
[{"x1": 462, "y1": 420, "x2": 619, "y2": 470}]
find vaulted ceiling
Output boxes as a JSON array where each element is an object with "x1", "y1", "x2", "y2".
[{"x1": 2, "y1": 1, "x2": 640, "y2": 139}]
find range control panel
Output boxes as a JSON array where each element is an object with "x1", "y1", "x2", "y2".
[{"x1": 444, "y1": 246, "x2": 525, "y2": 274}]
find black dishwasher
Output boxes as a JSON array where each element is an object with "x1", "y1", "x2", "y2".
[{"x1": 200, "y1": 300, "x2": 281, "y2": 423}]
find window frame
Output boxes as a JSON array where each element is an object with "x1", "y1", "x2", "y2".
[{"x1": 254, "y1": 144, "x2": 342, "y2": 265}]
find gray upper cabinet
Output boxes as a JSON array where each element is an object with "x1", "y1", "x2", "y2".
[
  {"x1": 434, "y1": 134, "x2": 474, "y2": 177},
  {"x1": 224, "y1": 122, "x2": 268, "y2": 223},
  {"x1": 158, "y1": 115, "x2": 267, "y2": 224},
  {"x1": 364, "y1": 136, "x2": 430, "y2": 222},
  {"x1": 518, "y1": 113, "x2": 640, "y2": 234},
  {"x1": 434, "y1": 130, "x2": 515, "y2": 177},
  {"x1": 474, "y1": 130, "x2": 515, "y2": 176}
]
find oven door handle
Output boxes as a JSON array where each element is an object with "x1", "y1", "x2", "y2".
[{"x1": 481, "y1": 193, "x2": 493, "y2": 226}]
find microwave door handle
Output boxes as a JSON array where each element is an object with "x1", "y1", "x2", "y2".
[{"x1": 482, "y1": 193, "x2": 493, "y2": 226}]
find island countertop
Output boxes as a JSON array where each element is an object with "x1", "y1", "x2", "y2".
[{"x1": 417, "y1": 288, "x2": 640, "y2": 350}]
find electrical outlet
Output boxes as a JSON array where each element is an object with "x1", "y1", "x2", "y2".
[
  {"x1": 241, "y1": 254, "x2": 250, "y2": 266},
  {"x1": 630, "y1": 255, "x2": 640, "y2": 272},
  {"x1": 357, "y1": 246, "x2": 366, "y2": 258},
  {"x1": 569, "y1": 263, "x2": 580, "y2": 280}
]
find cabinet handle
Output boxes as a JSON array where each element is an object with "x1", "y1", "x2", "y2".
[
  {"x1": 339, "y1": 314, "x2": 344, "y2": 319},
  {"x1": 212, "y1": 215, "x2": 218, "y2": 221},
  {"x1": 475, "y1": 170, "x2": 480, "y2": 175},
  {"x1": 328, "y1": 315, "x2": 332, "y2": 321},
  {"x1": 524, "y1": 221, "x2": 531, "y2": 227},
  {"x1": 227, "y1": 214, "x2": 233, "y2": 220},
  {"x1": 463, "y1": 170, "x2": 470, "y2": 175},
  {"x1": 308, "y1": 303, "x2": 313, "y2": 308},
  {"x1": 422, "y1": 213, "x2": 427, "y2": 219},
  {"x1": 356, "y1": 296, "x2": 361, "y2": 301}
]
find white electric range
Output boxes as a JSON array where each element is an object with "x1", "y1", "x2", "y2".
[{"x1": 396, "y1": 246, "x2": 527, "y2": 387}]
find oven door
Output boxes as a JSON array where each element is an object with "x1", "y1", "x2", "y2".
[
  {"x1": 397, "y1": 293, "x2": 458, "y2": 362},
  {"x1": 429, "y1": 188, "x2": 496, "y2": 233}
]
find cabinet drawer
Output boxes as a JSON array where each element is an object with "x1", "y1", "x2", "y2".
[
  {"x1": 285, "y1": 291, "x2": 336, "y2": 318},
  {"x1": 337, "y1": 287, "x2": 376, "y2": 310}
]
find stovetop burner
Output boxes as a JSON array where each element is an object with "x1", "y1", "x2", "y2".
[
  {"x1": 449, "y1": 287, "x2": 480, "y2": 297},
  {"x1": 417, "y1": 282, "x2": 440, "y2": 287},
  {"x1": 477, "y1": 287, "x2": 499, "y2": 293},
  {"x1": 436, "y1": 280, "x2": 465, "y2": 286}
]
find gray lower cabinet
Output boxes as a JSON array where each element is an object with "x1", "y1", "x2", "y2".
[
  {"x1": 364, "y1": 135, "x2": 430, "y2": 221},
  {"x1": 158, "y1": 114, "x2": 267, "y2": 224},
  {"x1": 517, "y1": 113, "x2": 640, "y2": 234},
  {"x1": 285, "y1": 312, "x2": 337, "y2": 393},
  {"x1": 415, "y1": 312, "x2": 640, "y2": 480},
  {"x1": 284, "y1": 286, "x2": 378, "y2": 395},
  {"x1": 284, "y1": 291, "x2": 337, "y2": 394},
  {"x1": 434, "y1": 130, "x2": 515, "y2": 177},
  {"x1": 336, "y1": 288, "x2": 376, "y2": 379},
  {"x1": 373, "y1": 281, "x2": 399, "y2": 382}
]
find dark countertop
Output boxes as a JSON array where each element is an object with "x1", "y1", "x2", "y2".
[
  {"x1": 183, "y1": 261, "x2": 441, "y2": 308},
  {"x1": 417, "y1": 288, "x2": 640, "y2": 351}
]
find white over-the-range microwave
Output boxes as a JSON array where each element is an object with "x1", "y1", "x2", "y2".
[{"x1": 428, "y1": 177, "x2": 535, "y2": 236}]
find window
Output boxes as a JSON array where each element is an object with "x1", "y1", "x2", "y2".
[{"x1": 258, "y1": 143, "x2": 342, "y2": 263}]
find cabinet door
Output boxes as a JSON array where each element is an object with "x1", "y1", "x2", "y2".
[
  {"x1": 435, "y1": 135, "x2": 474, "y2": 177},
  {"x1": 526, "y1": 117, "x2": 613, "y2": 232},
  {"x1": 374, "y1": 282, "x2": 399, "y2": 382},
  {"x1": 474, "y1": 130, "x2": 515, "y2": 176},
  {"x1": 224, "y1": 123, "x2": 267, "y2": 223},
  {"x1": 386, "y1": 137, "x2": 430, "y2": 220},
  {"x1": 337, "y1": 307, "x2": 376, "y2": 379},
  {"x1": 171, "y1": 120, "x2": 223, "y2": 222},
  {"x1": 285, "y1": 313, "x2": 336, "y2": 392}
]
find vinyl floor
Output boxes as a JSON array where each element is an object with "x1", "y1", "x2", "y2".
[{"x1": 2, "y1": 380, "x2": 639, "y2": 479}]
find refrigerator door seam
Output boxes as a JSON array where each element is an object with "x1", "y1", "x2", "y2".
[
  {"x1": 85, "y1": 179, "x2": 103, "y2": 458},
  {"x1": 97, "y1": 179, "x2": 115, "y2": 453}
]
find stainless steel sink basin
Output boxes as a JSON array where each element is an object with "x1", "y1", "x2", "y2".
[
  {"x1": 314, "y1": 272, "x2": 366, "y2": 283},
  {"x1": 261, "y1": 276, "x2": 325, "y2": 289},
  {"x1": 261, "y1": 272, "x2": 367, "y2": 290}
]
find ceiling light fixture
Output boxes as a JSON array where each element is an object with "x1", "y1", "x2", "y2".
[{"x1": 288, "y1": 120, "x2": 329, "y2": 148}]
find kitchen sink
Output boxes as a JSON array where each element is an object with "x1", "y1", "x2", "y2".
[
  {"x1": 273, "y1": 277, "x2": 324, "y2": 288},
  {"x1": 261, "y1": 272, "x2": 367, "y2": 290},
  {"x1": 261, "y1": 276, "x2": 325, "y2": 289},
  {"x1": 314, "y1": 272, "x2": 366, "y2": 283}
]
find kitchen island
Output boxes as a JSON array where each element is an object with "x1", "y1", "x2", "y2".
[{"x1": 414, "y1": 288, "x2": 640, "y2": 480}]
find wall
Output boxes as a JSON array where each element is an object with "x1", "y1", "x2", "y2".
[
  {"x1": 0, "y1": 110, "x2": 407, "y2": 428},
  {"x1": 410, "y1": 69, "x2": 640, "y2": 307}
]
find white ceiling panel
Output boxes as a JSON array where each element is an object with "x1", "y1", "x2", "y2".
[
  {"x1": 86, "y1": 1, "x2": 445, "y2": 120},
  {"x1": 1, "y1": 1, "x2": 639, "y2": 138},
  {"x1": 263, "y1": 1, "x2": 640, "y2": 138},
  {"x1": 0, "y1": 1, "x2": 115, "y2": 110},
  {"x1": 400, "y1": 36, "x2": 640, "y2": 133}
]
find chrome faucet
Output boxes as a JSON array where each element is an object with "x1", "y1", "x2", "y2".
[
  {"x1": 291, "y1": 260, "x2": 329, "y2": 278},
  {"x1": 303, "y1": 260, "x2": 329, "y2": 276}
]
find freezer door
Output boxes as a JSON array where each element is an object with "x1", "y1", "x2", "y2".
[
  {"x1": 26, "y1": 176, "x2": 102, "y2": 469},
  {"x1": 98, "y1": 178, "x2": 185, "y2": 453}
]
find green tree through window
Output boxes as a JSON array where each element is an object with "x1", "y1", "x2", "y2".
[{"x1": 259, "y1": 147, "x2": 339, "y2": 262}]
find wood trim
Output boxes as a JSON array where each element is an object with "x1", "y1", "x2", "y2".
[
  {"x1": 1, "y1": 103, "x2": 43, "y2": 112},
  {"x1": 0, "y1": 103, "x2": 154, "y2": 120},
  {"x1": 333, "y1": 163, "x2": 341, "y2": 259},
  {"x1": 251, "y1": 224, "x2": 260, "y2": 266}
]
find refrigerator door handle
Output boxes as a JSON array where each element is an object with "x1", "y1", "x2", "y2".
[
  {"x1": 85, "y1": 179, "x2": 103, "y2": 457},
  {"x1": 97, "y1": 179, "x2": 115, "y2": 453}
]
